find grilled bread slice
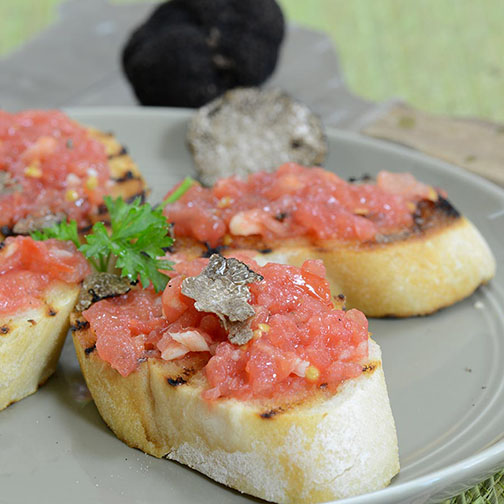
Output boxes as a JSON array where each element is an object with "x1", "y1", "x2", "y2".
[
  {"x1": 72, "y1": 313, "x2": 399, "y2": 503},
  {"x1": 0, "y1": 125, "x2": 146, "y2": 240},
  {"x1": 0, "y1": 282, "x2": 80, "y2": 411},
  {"x1": 252, "y1": 214, "x2": 495, "y2": 318}
]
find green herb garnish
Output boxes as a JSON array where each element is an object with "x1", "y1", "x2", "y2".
[
  {"x1": 162, "y1": 176, "x2": 196, "y2": 206},
  {"x1": 31, "y1": 177, "x2": 196, "y2": 292},
  {"x1": 32, "y1": 220, "x2": 80, "y2": 249},
  {"x1": 79, "y1": 196, "x2": 174, "y2": 292}
]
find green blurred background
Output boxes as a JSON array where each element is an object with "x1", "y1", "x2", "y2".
[{"x1": 1, "y1": 0, "x2": 503, "y2": 121}]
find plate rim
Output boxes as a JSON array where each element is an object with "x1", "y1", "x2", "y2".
[
  {"x1": 63, "y1": 106, "x2": 504, "y2": 504},
  {"x1": 65, "y1": 105, "x2": 504, "y2": 200}
]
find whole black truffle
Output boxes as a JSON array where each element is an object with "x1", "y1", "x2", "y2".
[{"x1": 122, "y1": 0, "x2": 285, "y2": 108}]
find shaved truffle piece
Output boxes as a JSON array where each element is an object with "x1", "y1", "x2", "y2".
[
  {"x1": 0, "y1": 172, "x2": 21, "y2": 196},
  {"x1": 122, "y1": 0, "x2": 285, "y2": 107},
  {"x1": 187, "y1": 88, "x2": 328, "y2": 185},
  {"x1": 12, "y1": 212, "x2": 66, "y2": 235},
  {"x1": 76, "y1": 273, "x2": 132, "y2": 312},
  {"x1": 225, "y1": 319, "x2": 255, "y2": 346},
  {"x1": 181, "y1": 254, "x2": 263, "y2": 345}
]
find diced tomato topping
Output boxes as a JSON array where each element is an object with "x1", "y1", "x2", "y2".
[
  {"x1": 163, "y1": 163, "x2": 439, "y2": 247},
  {"x1": 83, "y1": 256, "x2": 369, "y2": 400},
  {"x1": 0, "y1": 236, "x2": 91, "y2": 316},
  {"x1": 0, "y1": 110, "x2": 111, "y2": 229},
  {"x1": 83, "y1": 289, "x2": 168, "y2": 377}
]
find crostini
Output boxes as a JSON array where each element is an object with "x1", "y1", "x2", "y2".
[
  {"x1": 0, "y1": 236, "x2": 91, "y2": 411},
  {"x1": 0, "y1": 109, "x2": 145, "y2": 239},
  {"x1": 163, "y1": 163, "x2": 496, "y2": 317},
  {"x1": 72, "y1": 254, "x2": 399, "y2": 503}
]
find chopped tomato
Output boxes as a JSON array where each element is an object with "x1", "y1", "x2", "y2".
[
  {"x1": 0, "y1": 236, "x2": 91, "y2": 317},
  {"x1": 83, "y1": 289, "x2": 168, "y2": 377},
  {"x1": 0, "y1": 110, "x2": 110, "y2": 229},
  {"x1": 83, "y1": 256, "x2": 369, "y2": 400},
  {"x1": 163, "y1": 163, "x2": 439, "y2": 246}
]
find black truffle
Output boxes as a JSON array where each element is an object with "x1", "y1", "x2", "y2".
[
  {"x1": 187, "y1": 88, "x2": 328, "y2": 185},
  {"x1": 122, "y1": 0, "x2": 285, "y2": 107}
]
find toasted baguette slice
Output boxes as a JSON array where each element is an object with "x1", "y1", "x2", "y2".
[
  {"x1": 0, "y1": 282, "x2": 80, "y2": 411},
  {"x1": 72, "y1": 314, "x2": 399, "y2": 503},
  {"x1": 0, "y1": 126, "x2": 146, "y2": 240},
  {"x1": 252, "y1": 215, "x2": 495, "y2": 317}
]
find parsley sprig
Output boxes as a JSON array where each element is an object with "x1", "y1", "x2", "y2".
[
  {"x1": 32, "y1": 220, "x2": 80, "y2": 248},
  {"x1": 80, "y1": 196, "x2": 174, "y2": 291},
  {"x1": 31, "y1": 177, "x2": 196, "y2": 292},
  {"x1": 163, "y1": 177, "x2": 195, "y2": 205}
]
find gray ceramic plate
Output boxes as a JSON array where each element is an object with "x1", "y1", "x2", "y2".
[{"x1": 1, "y1": 108, "x2": 503, "y2": 504}]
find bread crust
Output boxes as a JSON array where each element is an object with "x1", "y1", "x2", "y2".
[
  {"x1": 0, "y1": 282, "x2": 80, "y2": 411},
  {"x1": 253, "y1": 216, "x2": 495, "y2": 317},
  {"x1": 72, "y1": 318, "x2": 399, "y2": 503}
]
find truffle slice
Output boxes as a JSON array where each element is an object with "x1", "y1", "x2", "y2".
[
  {"x1": 12, "y1": 212, "x2": 66, "y2": 235},
  {"x1": 181, "y1": 254, "x2": 263, "y2": 345},
  {"x1": 187, "y1": 88, "x2": 328, "y2": 185},
  {"x1": 75, "y1": 273, "x2": 132, "y2": 312}
]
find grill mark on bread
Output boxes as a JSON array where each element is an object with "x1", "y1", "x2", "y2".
[
  {"x1": 84, "y1": 344, "x2": 96, "y2": 355},
  {"x1": 257, "y1": 365, "x2": 378, "y2": 420},
  {"x1": 260, "y1": 407, "x2": 284, "y2": 419},
  {"x1": 167, "y1": 366, "x2": 197, "y2": 386},
  {"x1": 70, "y1": 319, "x2": 90, "y2": 332},
  {"x1": 167, "y1": 376, "x2": 187, "y2": 386},
  {"x1": 126, "y1": 191, "x2": 146, "y2": 205},
  {"x1": 412, "y1": 197, "x2": 460, "y2": 231},
  {"x1": 0, "y1": 325, "x2": 10, "y2": 335},
  {"x1": 48, "y1": 308, "x2": 57, "y2": 317},
  {"x1": 108, "y1": 146, "x2": 129, "y2": 160},
  {"x1": 111, "y1": 170, "x2": 143, "y2": 183},
  {"x1": 436, "y1": 196, "x2": 460, "y2": 219},
  {"x1": 112, "y1": 170, "x2": 138, "y2": 182},
  {"x1": 362, "y1": 361, "x2": 379, "y2": 374},
  {"x1": 27, "y1": 319, "x2": 36, "y2": 326}
]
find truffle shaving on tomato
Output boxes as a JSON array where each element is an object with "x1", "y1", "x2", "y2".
[{"x1": 81, "y1": 256, "x2": 370, "y2": 401}]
